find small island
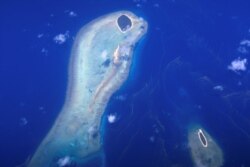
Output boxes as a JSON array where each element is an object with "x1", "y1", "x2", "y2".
[{"x1": 198, "y1": 128, "x2": 208, "y2": 147}]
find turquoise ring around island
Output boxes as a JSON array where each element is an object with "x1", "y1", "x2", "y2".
[{"x1": 28, "y1": 11, "x2": 148, "y2": 167}]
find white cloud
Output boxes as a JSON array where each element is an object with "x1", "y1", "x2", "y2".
[
  {"x1": 228, "y1": 57, "x2": 247, "y2": 72},
  {"x1": 133, "y1": 0, "x2": 147, "y2": 7},
  {"x1": 107, "y1": 114, "x2": 116, "y2": 123},
  {"x1": 153, "y1": 3, "x2": 160, "y2": 8},
  {"x1": 149, "y1": 136, "x2": 155, "y2": 143},
  {"x1": 69, "y1": 11, "x2": 77, "y2": 17},
  {"x1": 237, "y1": 46, "x2": 248, "y2": 54},
  {"x1": 115, "y1": 94, "x2": 127, "y2": 101},
  {"x1": 39, "y1": 106, "x2": 45, "y2": 110},
  {"x1": 37, "y1": 33, "x2": 44, "y2": 38},
  {"x1": 65, "y1": 10, "x2": 77, "y2": 17},
  {"x1": 41, "y1": 48, "x2": 48, "y2": 56},
  {"x1": 19, "y1": 117, "x2": 28, "y2": 126},
  {"x1": 240, "y1": 40, "x2": 250, "y2": 47},
  {"x1": 53, "y1": 31, "x2": 69, "y2": 44},
  {"x1": 133, "y1": 0, "x2": 147, "y2": 2},
  {"x1": 213, "y1": 85, "x2": 224, "y2": 91},
  {"x1": 238, "y1": 39, "x2": 250, "y2": 54}
]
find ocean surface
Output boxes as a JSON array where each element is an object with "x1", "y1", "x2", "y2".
[{"x1": 1, "y1": 0, "x2": 250, "y2": 167}]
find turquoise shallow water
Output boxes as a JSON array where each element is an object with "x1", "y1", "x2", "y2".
[{"x1": 1, "y1": 0, "x2": 250, "y2": 166}]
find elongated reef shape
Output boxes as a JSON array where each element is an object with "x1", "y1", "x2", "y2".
[
  {"x1": 188, "y1": 125, "x2": 224, "y2": 167},
  {"x1": 28, "y1": 11, "x2": 147, "y2": 167}
]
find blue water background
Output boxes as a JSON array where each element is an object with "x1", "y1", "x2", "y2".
[{"x1": 0, "y1": 0, "x2": 250, "y2": 166}]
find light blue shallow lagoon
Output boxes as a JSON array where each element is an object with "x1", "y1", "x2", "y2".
[{"x1": 0, "y1": 0, "x2": 250, "y2": 167}]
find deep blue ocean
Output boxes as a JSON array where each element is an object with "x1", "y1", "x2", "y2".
[{"x1": 1, "y1": 0, "x2": 250, "y2": 167}]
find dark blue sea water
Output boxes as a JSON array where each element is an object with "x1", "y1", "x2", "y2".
[{"x1": 1, "y1": 0, "x2": 250, "y2": 167}]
